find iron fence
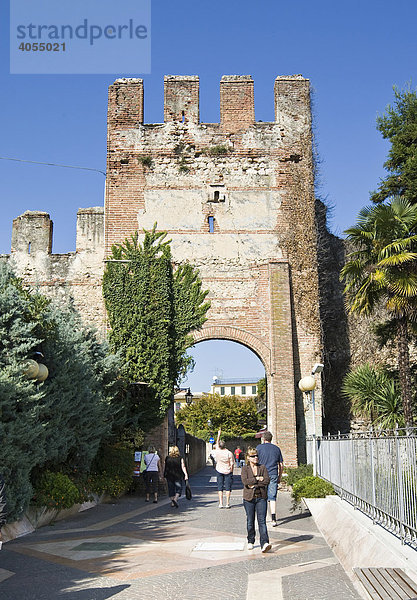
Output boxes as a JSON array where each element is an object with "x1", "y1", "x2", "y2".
[{"x1": 306, "y1": 428, "x2": 417, "y2": 548}]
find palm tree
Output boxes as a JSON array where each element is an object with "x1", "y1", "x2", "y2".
[
  {"x1": 341, "y1": 364, "x2": 404, "y2": 428},
  {"x1": 341, "y1": 197, "x2": 417, "y2": 426}
]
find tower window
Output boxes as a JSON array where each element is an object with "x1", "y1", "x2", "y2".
[
  {"x1": 208, "y1": 216, "x2": 214, "y2": 233},
  {"x1": 214, "y1": 190, "x2": 220, "y2": 201},
  {"x1": 28, "y1": 242, "x2": 31, "y2": 254},
  {"x1": 181, "y1": 111, "x2": 185, "y2": 123}
]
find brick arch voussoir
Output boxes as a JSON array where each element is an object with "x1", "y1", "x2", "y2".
[{"x1": 192, "y1": 326, "x2": 271, "y2": 374}]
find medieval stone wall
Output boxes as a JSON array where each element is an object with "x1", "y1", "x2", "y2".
[
  {"x1": 1, "y1": 208, "x2": 106, "y2": 333},
  {"x1": 0, "y1": 75, "x2": 344, "y2": 466},
  {"x1": 105, "y1": 74, "x2": 323, "y2": 465}
]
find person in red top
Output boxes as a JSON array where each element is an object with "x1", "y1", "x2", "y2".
[{"x1": 234, "y1": 446, "x2": 242, "y2": 467}]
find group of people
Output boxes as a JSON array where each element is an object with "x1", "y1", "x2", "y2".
[
  {"x1": 142, "y1": 445, "x2": 188, "y2": 508},
  {"x1": 210, "y1": 429, "x2": 283, "y2": 552},
  {"x1": 0, "y1": 433, "x2": 282, "y2": 555}
]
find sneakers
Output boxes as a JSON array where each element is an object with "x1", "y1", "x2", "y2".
[
  {"x1": 218, "y1": 504, "x2": 224, "y2": 509},
  {"x1": 272, "y1": 520, "x2": 278, "y2": 527},
  {"x1": 247, "y1": 543, "x2": 254, "y2": 550},
  {"x1": 261, "y1": 543, "x2": 272, "y2": 553},
  {"x1": 225, "y1": 504, "x2": 231, "y2": 509}
]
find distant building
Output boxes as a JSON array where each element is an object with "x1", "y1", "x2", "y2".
[
  {"x1": 210, "y1": 377, "x2": 261, "y2": 397},
  {"x1": 174, "y1": 389, "x2": 207, "y2": 413}
]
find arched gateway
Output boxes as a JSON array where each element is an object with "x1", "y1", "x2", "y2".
[{"x1": 105, "y1": 75, "x2": 323, "y2": 465}]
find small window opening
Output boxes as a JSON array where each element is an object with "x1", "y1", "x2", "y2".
[
  {"x1": 28, "y1": 242, "x2": 31, "y2": 254},
  {"x1": 214, "y1": 190, "x2": 220, "y2": 201},
  {"x1": 120, "y1": 158, "x2": 129, "y2": 165},
  {"x1": 181, "y1": 111, "x2": 185, "y2": 123},
  {"x1": 208, "y1": 216, "x2": 214, "y2": 233}
]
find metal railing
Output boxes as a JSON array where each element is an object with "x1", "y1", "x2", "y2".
[{"x1": 306, "y1": 428, "x2": 417, "y2": 548}]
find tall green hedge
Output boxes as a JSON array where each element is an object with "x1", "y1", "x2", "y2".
[{"x1": 102, "y1": 226, "x2": 210, "y2": 431}]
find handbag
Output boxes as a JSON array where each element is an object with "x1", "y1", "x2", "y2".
[{"x1": 185, "y1": 481, "x2": 192, "y2": 500}]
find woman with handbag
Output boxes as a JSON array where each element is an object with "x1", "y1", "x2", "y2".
[
  {"x1": 241, "y1": 448, "x2": 272, "y2": 553},
  {"x1": 164, "y1": 446, "x2": 188, "y2": 508},
  {"x1": 143, "y1": 447, "x2": 162, "y2": 503}
]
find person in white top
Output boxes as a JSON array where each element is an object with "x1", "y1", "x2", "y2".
[
  {"x1": 214, "y1": 429, "x2": 234, "y2": 508},
  {"x1": 143, "y1": 447, "x2": 162, "y2": 503}
]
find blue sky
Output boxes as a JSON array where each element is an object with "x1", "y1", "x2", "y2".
[{"x1": 1, "y1": 0, "x2": 417, "y2": 391}]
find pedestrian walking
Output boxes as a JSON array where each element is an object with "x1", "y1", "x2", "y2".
[
  {"x1": 0, "y1": 475, "x2": 7, "y2": 548},
  {"x1": 214, "y1": 429, "x2": 234, "y2": 508},
  {"x1": 234, "y1": 446, "x2": 242, "y2": 467},
  {"x1": 209, "y1": 444, "x2": 216, "y2": 468},
  {"x1": 164, "y1": 446, "x2": 189, "y2": 508},
  {"x1": 256, "y1": 431, "x2": 283, "y2": 527},
  {"x1": 143, "y1": 446, "x2": 163, "y2": 503},
  {"x1": 241, "y1": 448, "x2": 271, "y2": 553}
]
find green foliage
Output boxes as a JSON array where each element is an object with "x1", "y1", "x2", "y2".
[
  {"x1": 342, "y1": 364, "x2": 404, "y2": 428},
  {"x1": 178, "y1": 158, "x2": 190, "y2": 173},
  {"x1": 341, "y1": 197, "x2": 417, "y2": 425},
  {"x1": 202, "y1": 145, "x2": 230, "y2": 156},
  {"x1": 292, "y1": 476, "x2": 335, "y2": 503},
  {"x1": 284, "y1": 464, "x2": 313, "y2": 486},
  {"x1": 139, "y1": 156, "x2": 153, "y2": 168},
  {"x1": 0, "y1": 263, "x2": 120, "y2": 521},
  {"x1": 89, "y1": 444, "x2": 134, "y2": 497},
  {"x1": 33, "y1": 471, "x2": 80, "y2": 510},
  {"x1": 371, "y1": 85, "x2": 417, "y2": 205},
  {"x1": 102, "y1": 226, "x2": 209, "y2": 431},
  {"x1": 176, "y1": 394, "x2": 258, "y2": 436}
]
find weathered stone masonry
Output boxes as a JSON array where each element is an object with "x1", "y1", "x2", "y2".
[
  {"x1": 2, "y1": 75, "x2": 327, "y2": 466},
  {"x1": 105, "y1": 75, "x2": 323, "y2": 466}
]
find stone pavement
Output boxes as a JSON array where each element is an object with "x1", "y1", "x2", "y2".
[{"x1": 0, "y1": 466, "x2": 362, "y2": 600}]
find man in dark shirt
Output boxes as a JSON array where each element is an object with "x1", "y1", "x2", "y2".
[{"x1": 256, "y1": 431, "x2": 283, "y2": 527}]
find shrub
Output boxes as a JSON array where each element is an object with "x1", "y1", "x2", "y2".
[
  {"x1": 202, "y1": 145, "x2": 230, "y2": 156},
  {"x1": 88, "y1": 472, "x2": 128, "y2": 498},
  {"x1": 33, "y1": 471, "x2": 80, "y2": 510},
  {"x1": 284, "y1": 464, "x2": 313, "y2": 486},
  {"x1": 89, "y1": 444, "x2": 133, "y2": 498},
  {"x1": 139, "y1": 156, "x2": 153, "y2": 168},
  {"x1": 292, "y1": 476, "x2": 335, "y2": 503}
]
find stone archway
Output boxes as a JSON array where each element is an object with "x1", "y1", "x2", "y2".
[{"x1": 192, "y1": 325, "x2": 272, "y2": 374}]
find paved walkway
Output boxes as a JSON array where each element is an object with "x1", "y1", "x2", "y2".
[{"x1": 0, "y1": 466, "x2": 362, "y2": 600}]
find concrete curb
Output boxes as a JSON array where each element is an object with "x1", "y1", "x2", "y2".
[{"x1": 304, "y1": 496, "x2": 417, "y2": 587}]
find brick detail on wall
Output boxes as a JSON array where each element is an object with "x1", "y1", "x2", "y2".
[
  {"x1": 164, "y1": 75, "x2": 199, "y2": 124},
  {"x1": 220, "y1": 75, "x2": 255, "y2": 133},
  {"x1": 108, "y1": 78, "x2": 144, "y2": 129}
]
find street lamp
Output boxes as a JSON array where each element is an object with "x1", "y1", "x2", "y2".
[
  {"x1": 298, "y1": 363, "x2": 324, "y2": 476},
  {"x1": 185, "y1": 388, "x2": 193, "y2": 406}
]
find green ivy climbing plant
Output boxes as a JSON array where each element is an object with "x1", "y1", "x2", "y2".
[{"x1": 102, "y1": 225, "x2": 210, "y2": 431}]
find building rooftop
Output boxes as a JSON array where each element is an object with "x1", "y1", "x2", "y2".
[{"x1": 212, "y1": 378, "x2": 262, "y2": 385}]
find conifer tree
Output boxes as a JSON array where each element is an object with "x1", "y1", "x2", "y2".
[
  {"x1": 371, "y1": 85, "x2": 417, "y2": 204},
  {"x1": 0, "y1": 264, "x2": 46, "y2": 520},
  {"x1": 0, "y1": 263, "x2": 120, "y2": 520}
]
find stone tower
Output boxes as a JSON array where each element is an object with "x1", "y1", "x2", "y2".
[{"x1": 106, "y1": 75, "x2": 322, "y2": 465}]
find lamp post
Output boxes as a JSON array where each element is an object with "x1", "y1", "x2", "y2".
[
  {"x1": 185, "y1": 387, "x2": 193, "y2": 406},
  {"x1": 298, "y1": 363, "x2": 324, "y2": 476}
]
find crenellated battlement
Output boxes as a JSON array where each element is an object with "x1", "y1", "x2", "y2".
[
  {"x1": 108, "y1": 74, "x2": 310, "y2": 132},
  {"x1": 3, "y1": 207, "x2": 106, "y2": 330}
]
